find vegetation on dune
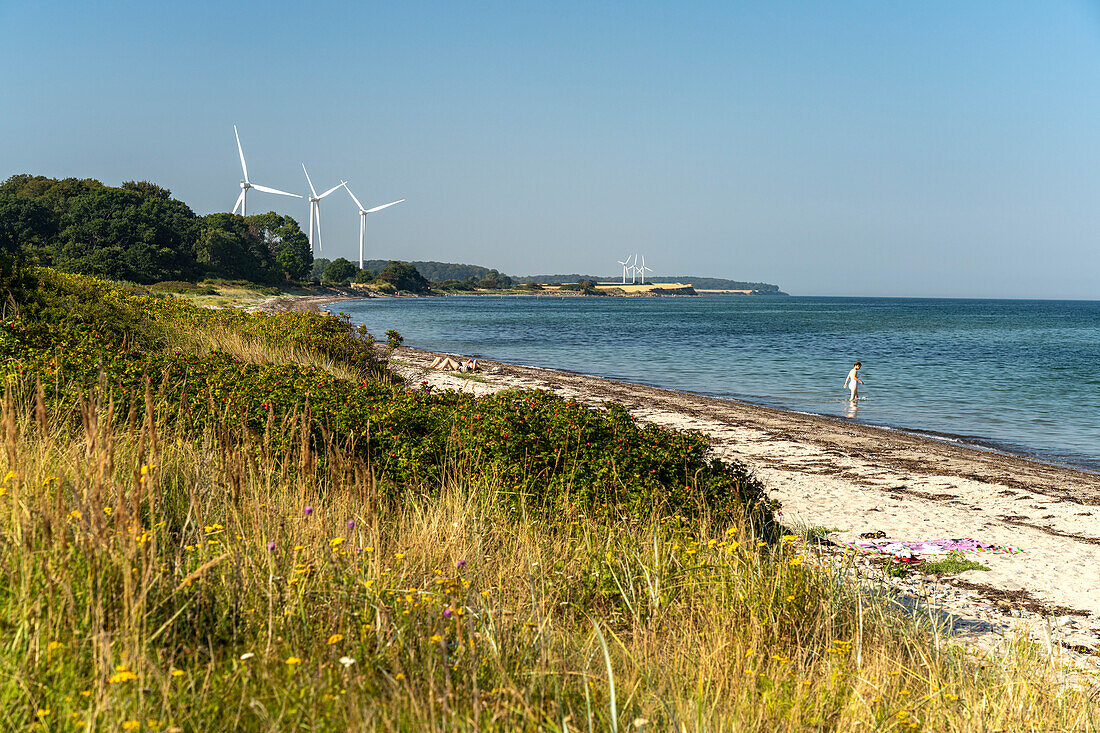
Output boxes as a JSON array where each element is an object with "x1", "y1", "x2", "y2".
[{"x1": 0, "y1": 268, "x2": 1092, "y2": 730}]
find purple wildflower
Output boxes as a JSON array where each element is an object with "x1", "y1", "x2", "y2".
[
  {"x1": 267, "y1": 541, "x2": 276, "y2": 551},
  {"x1": 456, "y1": 560, "x2": 467, "y2": 569},
  {"x1": 347, "y1": 519, "x2": 355, "y2": 530},
  {"x1": 304, "y1": 506, "x2": 313, "y2": 517},
  {"x1": 443, "y1": 608, "x2": 453, "y2": 619}
]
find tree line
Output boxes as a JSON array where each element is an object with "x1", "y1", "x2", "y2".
[{"x1": 0, "y1": 175, "x2": 312, "y2": 283}]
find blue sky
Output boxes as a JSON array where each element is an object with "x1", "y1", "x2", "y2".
[{"x1": 2, "y1": 1, "x2": 1099, "y2": 297}]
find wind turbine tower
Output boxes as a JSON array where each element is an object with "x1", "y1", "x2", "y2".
[
  {"x1": 342, "y1": 184, "x2": 405, "y2": 269},
  {"x1": 617, "y1": 254, "x2": 635, "y2": 284},
  {"x1": 638, "y1": 255, "x2": 653, "y2": 284},
  {"x1": 302, "y1": 164, "x2": 346, "y2": 254},
  {"x1": 232, "y1": 125, "x2": 301, "y2": 216}
]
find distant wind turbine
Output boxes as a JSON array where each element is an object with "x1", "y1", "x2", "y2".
[
  {"x1": 629, "y1": 252, "x2": 642, "y2": 284},
  {"x1": 231, "y1": 125, "x2": 301, "y2": 216},
  {"x1": 638, "y1": 255, "x2": 653, "y2": 284},
  {"x1": 617, "y1": 254, "x2": 635, "y2": 284},
  {"x1": 342, "y1": 184, "x2": 405, "y2": 269},
  {"x1": 302, "y1": 165, "x2": 346, "y2": 254}
]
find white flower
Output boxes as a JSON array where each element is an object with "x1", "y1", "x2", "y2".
[
  {"x1": 240, "y1": 652, "x2": 255, "y2": 661},
  {"x1": 338, "y1": 656, "x2": 356, "y2": 668}
]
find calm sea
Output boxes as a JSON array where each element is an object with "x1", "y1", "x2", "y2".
[{"x1": 337, "y1": 296, "x2": 1100, "y2": 473}]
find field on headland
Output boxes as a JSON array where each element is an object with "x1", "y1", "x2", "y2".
[{"x1": 0, "y1": 270, "x2": 1095, "y2": 730}]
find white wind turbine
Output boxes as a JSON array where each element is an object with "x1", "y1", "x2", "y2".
[
  {"x1": 302, "y1": 165, "x2": 347, "y2": 254},
  {"x1": 629, "y1": 252, "x2": 642, "y2": 283},
  {"x1": 231, "y1": 125, "x2": 301, "y2": 216},
  {"x1": 342, "y1": 184, "x2": 405, "y2": 269},
  {"x1": 637, "y1": 254, "x2": 653, "y2": 284},
  {"x1": 616, "y1": 254, "x2": 635, "y2": 284}
]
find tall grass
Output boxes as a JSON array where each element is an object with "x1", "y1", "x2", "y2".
[
  {"x1": 0, "y1": 387, "x2": 1094, "y2": 731},
  {"x1": 174, "y1": 325, "x2": 383, "y2": 385}
]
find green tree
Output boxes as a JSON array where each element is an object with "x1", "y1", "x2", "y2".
[
  {"x1": 55, "y1": 186, "x2": 201, "y2": 283},
  {"x1": 377, "y1": 261, "x2": 430, "y2": 293},
  {"x1": 198, "y1": 213, "x2": 274, "y2": 281},
  {"x1": 322, "y1": 257, "x2": 358, "y2": 283},
  {"x1": 245, "y1": 212, "x2": 311, "y2": 281},
  {"x1": 310, "y1": 258, "x2": 330, "y2": 281}
]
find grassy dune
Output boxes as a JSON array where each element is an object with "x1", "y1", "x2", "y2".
[{"x1": 0, "y1": 269, "x2": 1094, "y2": 730}]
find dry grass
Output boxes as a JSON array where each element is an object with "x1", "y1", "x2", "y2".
[
  {"x1": 0, "y1": 384, "x2": 1095, "y2": 731},
  {"x1": 172, "y1": 326, "x2": 379, "y2": 384}
]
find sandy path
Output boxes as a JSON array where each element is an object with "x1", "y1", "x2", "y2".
[{"x1": 389, "y1": 345, "x2": 1100, "y2": 669}]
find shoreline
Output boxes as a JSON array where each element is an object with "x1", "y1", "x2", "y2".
[{"x1": 388, "y1": 343, "x2": 1100, "y2": 668}]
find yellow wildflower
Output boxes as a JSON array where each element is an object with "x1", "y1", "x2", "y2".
[
  {"x1": 329, "y1": 537, "x2": 345, "y2": 548},
  {"x1": 3, "y1": 470, "x2": 16, "y2": 483},
  {"x1": 47, "y1": 641, "x2": 63, "y2": 652},
  {"x1": 123, "y1": 721, "x2": 141, "y2": 730},
  {"x1": 395, "y1": 552, "x2": 406, "y2": 560},
  {"x1": 781, "y1": 534, "x2": 799, "y2": 543},
  {"x1": 103, "y1": 506, "x2": 113, "y2": 516},
  {"x1": 79, "y1": 690, "x2": 91, "y2": 697},
  {"x1": 327, "y1": 634, "x2": 344, "y2": 645},
  {"x1": 394, "y1": 672, "x2": 405, "y2": 680},
  {"x1": 36, "y1": 708, "x2": 50, "y2": 718},
  {"x1": 429, "y1": 634, "x2": 443, "y2": 643},
  {"x1": 170, "y1": 670, "x2": 184, "y2": 677},
  {"x1": 788, "y1": 557, "x2": 802, "y2": 566},
  {"x1": 68, "y1": 509, "x2": 82, "y2": 519},
  {"x1": 285, "y1": 657, "x2": 302, "y2": 665},
  {"x1": 109, "y1": 670, "x2": 138, "y2": 683}
]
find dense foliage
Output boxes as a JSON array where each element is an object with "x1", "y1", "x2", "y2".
[
  {"x1": 0, "y1": 269, "x2": 773, "y2": 525},
  {"x1": 358, "y1": 259, "x2": 512, "y2": 286},
  {"x1": 0, "y1": 175, "x2": 311, "y2": 283}
]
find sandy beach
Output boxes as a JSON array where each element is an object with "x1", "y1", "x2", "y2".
[{"x1": 387, "y1": 344, "x2": 1100, "y2": 669}]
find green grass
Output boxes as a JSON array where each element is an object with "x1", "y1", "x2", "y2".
[
  {"x1": 795, "y1": 525, "x2": 844, "y2": 542},
  {"x1": 917, "y1": 557, "x2": 991, "y2": 575}
]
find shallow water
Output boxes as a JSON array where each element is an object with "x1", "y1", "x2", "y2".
[{"x1": 338, "y1": 295, "x2": 1100, "y2": 472}]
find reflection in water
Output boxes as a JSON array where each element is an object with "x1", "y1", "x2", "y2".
[{"x1": 844, "y1": 399, "x2": 860, "y2": 419}]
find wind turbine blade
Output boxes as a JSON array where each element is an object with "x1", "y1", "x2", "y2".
[
  {"x1": 315, "y1": 208, "x2": 322, "y2": 251},
  {"x1": 301, "y1": 164, "x2": 318, "y2": 197},
  {"x1": 318, "y1": 181, "x2": 345, "y2": 199},
  {"x1": 251, "y1": 184, "x2": 302, "y2": 198},
  {"x1": 365, "y1": 199, "x2": 405, "y2": 214},
  {"x1": 343, "y1": 182, "x2": 365, "y2": 211},
  {"x1": 234, "y1": 125, "x2": 249, "y2": 182},
  {"x1": 232, "y1": 190, "x2": 245, "y2": 214}
]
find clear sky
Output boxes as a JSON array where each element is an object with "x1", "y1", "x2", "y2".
[{"x1": 2, "y1": 1, "x2": 1099, "y2": 298}]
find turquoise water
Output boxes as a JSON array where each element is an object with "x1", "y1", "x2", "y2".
[{"x1": 337, "y1": 296, "x2": 1100, "y2": 472}]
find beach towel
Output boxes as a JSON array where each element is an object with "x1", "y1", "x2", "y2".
[{"x1": 848, "y1": 538, "x2": 1022, "y2": 557}]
